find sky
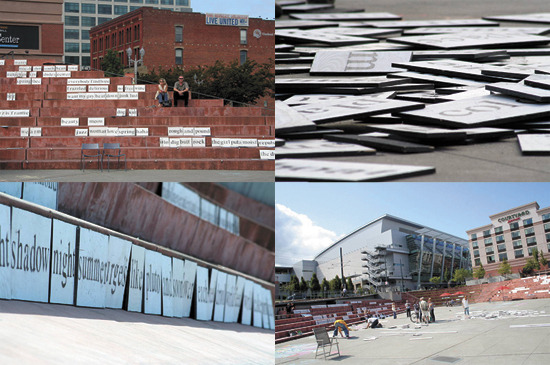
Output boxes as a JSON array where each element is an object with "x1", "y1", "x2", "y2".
[
  {"x1": 191, "y1": 0, "x2": 274, "y2": 19},
  {"x1": 275, "y1": 183, "x2": 550, "y2": 267}
]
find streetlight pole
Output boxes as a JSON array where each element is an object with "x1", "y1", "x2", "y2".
[{"x1": 127, "y1": 47, "x2": 145, "y2": 85}]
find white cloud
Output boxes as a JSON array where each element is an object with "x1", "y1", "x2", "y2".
[{"x1": 275, "y1": 204, "x2": 340, "y2": 266}]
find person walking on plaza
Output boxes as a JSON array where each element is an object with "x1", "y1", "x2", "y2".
[
  {"x1": 428, "y1": 298, "x2": 435, "y2": 323},
  {"x1": 333, "y1": 319, "x2": 350, "y2": 338},
  {"x1": 173, "y1": 75, "x2": 190, "y2": 107},
  {"x1": 405, "y1": 300, "x2": 411, "y2": 318},
  {"x1": 420, "y1": 297, "x2": 429, "y2": 325},
  {"x1": 392, "y1": 302, "x2": 397, "y2": 319},
  {"x1": 462, "y1": 296, "x2": 470, "y2": 319}
]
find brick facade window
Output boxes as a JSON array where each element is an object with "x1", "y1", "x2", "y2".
[
  {"x1": 175, "y1": 48, "x2": 183, "y2": 65},
  {"x1": 240, "y1": 29, "x2": 247, "y2": 45},
  {"x1": 175, "y1": 26, "x2": 183, "y2": 43},
  {"x1": 240, "y1": 50, "x2": 247, "y2": 65}
]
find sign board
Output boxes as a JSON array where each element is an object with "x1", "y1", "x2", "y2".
[
  {"x1": 50, "y1": 219, "x2": 77, "y2": 305},
  {"x1": 230, "y1": 276, "x2": 246, "y2": 323},
  {"x1": 223, "y1": 274, "x2": 237, "y2": 323},
  {"x1": 0, "y1": 182, "x2": 22, "y2": 198},
  {"x1": 182, "y1": 259, "x2": 197, "y2": 318},
  {"x1": 172, "y1": 257, "x2": 185, "y2": 318},
  {"x1": 144, "y1": 249, "x2": 162, "y2": 315},
  {"x1": 0, "y1": 204, "x2": 11, "y2": 299},
  {"x1": 213, "y1": 271, "x2": 227, "y2": 322},
  {"x1": 104, "y1": 236, "x2": 131, "y2": 309},
  {"x1": 205, "y1": 13, "x2": 249, "y2": 27},
  {"x1": 76, "y1": 228, "x2": 109, "y2": 308},
  {"x1": 162, "y1": 254, "x2": 174, "y2": 317},
  {"x1": 10, "y1": 208, "x2": 51, "y2": 302},
  {"x1": 241, "y1": 279, "x2": 254, "y2": 325},
  {"x1": 253, "y1": 283, "x2": 263, "y2": 328},
  {"x1": 22, "y1": 182, "x2": 58, "y2": 210},
  {"x1": 0, "y1": 24, "x2": 39, "y2": 49},
  {"x1": 195, "y1": 266, "x2": 217, "y2": 321},
  {"x1": 127, "y1": 244, "x2": 145, "y2": 312}
]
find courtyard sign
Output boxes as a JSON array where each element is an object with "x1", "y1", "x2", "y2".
[{"x1": 497, "y1": 210, "x2": 530, "y2": 223}]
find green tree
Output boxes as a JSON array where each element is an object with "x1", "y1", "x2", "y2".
[
  {"x1": 473, "y1": 264, "x2": 485, "y2": 279},
  {"x1": 138, "y1": 59, "x2": 274, "y2": 106},
  {"x1": 288, "y1": 275, "x2": 300, "y2": 293},
  {"x1": 523, "y1": 257, "x2": 539, "y2": 276},
  {"x1": 444, "y1": 269, "x2": 451, "y2": 283},
  {"x1": 532, "y1": 248, "x2": 539, "y2": 263},
  {"x1": 454, "y1": 268, "x2": 473, "y2": 283},
  {"x1": 346, "y1": 277, "x2": 353, "y2": 292},
  {"x1": 310, "y1": 273, "x2": 321, "y2": 292},
  {"x1": 299, "y1": 277, "x2": 308, "y2": 292},
  {"x1": 540, "y1": 254, "x2": 548, "y2": 269},
  {"x1": 430, "y1": 276, "x2": 441, "y2": 284},
  {"x1": 321, "y1": 278, "x2": 329, "y2": 292},
  {"x1": 498, "y1": 259, "x2": 512, "y2": 276},
  {"x1": 329, "y1": 275, "x2": 341, "y2": 292},
  {"x1": 100, "y1": 49, "x2": 124, "y2": 78}
]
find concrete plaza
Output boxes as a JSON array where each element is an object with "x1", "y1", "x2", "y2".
[
  {"x1": 0, "y1": 299, "x2": 274, "y2": 364},
  {"x1": 275, "y1": 298, "x2": 550, "y2": 364}
]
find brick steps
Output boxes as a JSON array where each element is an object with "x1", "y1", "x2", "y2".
[
  {"x1": 11, "y1": 158, "x2": 274, "y2": 170},
  {"x1": 0, "y1": 58, "x2": 274, "y2": 171}
]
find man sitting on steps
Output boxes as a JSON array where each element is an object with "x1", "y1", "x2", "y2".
[{"x1": 173, "y1": 75, "x2": 190, "y2": 107}]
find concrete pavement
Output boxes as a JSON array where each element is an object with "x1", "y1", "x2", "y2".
[
  {"x1": 0, "y1": 299, "x2": 274, "y2": 365},
  {"x1": 275, "y1": 298, "x2": 550, "y2": 364}
]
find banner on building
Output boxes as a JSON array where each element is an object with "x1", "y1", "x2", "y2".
[
  {"x1": 205, "y1": 14, "x2": 249, "y2": 27},
  {"x1": 0, "y1": 24, "x2": 39, "y2": 50}
]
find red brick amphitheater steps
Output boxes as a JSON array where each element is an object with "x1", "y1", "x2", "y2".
[{"x1": 0, "y1": 59, "x2": 275, "y2": 170}]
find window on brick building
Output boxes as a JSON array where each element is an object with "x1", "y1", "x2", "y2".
[
  {"x1": 65, "y1": 29, "x2": 79, "y2": 40},
  {"x1": 82, "y1": 4, "x2": 96, "y2": 13},
  {"x1": 135, "y1": 25, "x2": 140, "y2": 41},
  {"x1": 498, "y1": 252, "x2": 508, "y2": 262},
  {"x1": 240, "y1": 29, "x2": 247, "y2": 45},
  {"x1": 126, "y1": 28, "x2": 131, "y2": 43},
  {"x1": 82, "y1": 17, "x2": 96, "y2": 27},
  {"x1": 65, "y1": 43, "x2": 80, "y2": 53},
  {"x1": 175, "y1": 26, "x2": 183, "y2": 43},
  {"x1": 65, "y1": 16, "x2": 79, "y2": 27},
  {"x1": 175, "y1": 48, "x2": 183, "y2": 65},
  {"x1": 115, "y1": 5, "x2": 128, "y2": 15},
  {"x1": 240, "y1": 50, "x2": 247, "y2": 65},
  {"x1": 98, "y1": 4, "x2": 112, "y2": 14},
  {"x1": 65, "y1": 3, "x2": 79, "y2": 12}
]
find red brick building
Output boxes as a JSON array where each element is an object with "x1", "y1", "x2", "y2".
[
  {"x1": 0, "y1": 0, "x2": 63, "y2": 61},
  {"x1": 89, "y1": 7, "x2": 274, "y2": 73}
]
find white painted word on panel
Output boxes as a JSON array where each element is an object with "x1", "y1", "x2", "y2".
[
  {"x1": 223, "y1": 274, "x2": 237, "y2": 323},
  {"x1": 182, "y1": 259, "x2": 197, "y2": 318},
  {"x1": 144, "y1": 249, "x2": 162, "y2": 315},
  {"x1": 105, "y1": 236, "x2": 131, "y2": 309},
  {"x1": 0, "y1": 204, "x2": 11, "y2": 299},
  {"x1": 127, "y1": 244, "x2": 145, "y2": 312},
  {"x1": 50, "y1": 219, "x2": 77, "y2": 305},
  {"x1": 161, "y1": 254, "x2": 174, "y2": 317},
  {"x1": 267, "y1": 289, "x2": 275, "y2": 330},
  {"x1": 253, "y1": 283, "x2": 263, "y2": 328},
  {"x1": 172, "y1": 257, "x2": 185, "y2": 318},
  {"x1": 230, "y1": 276, "x2": 246, "y2": 323},
  {"x1": 241, "y1": 279, "x2": 254, "y2": 325},
  {"x1": 213, "y1": 271, "x2": 227, "y2": 322},
  {"x1": 195, "y1": 267, "x2": 217, "y2": 321},
  {"x1": 261, "y1": 287, "x2": 270, "y2": 329},
  {"x1": 77, "y1": 228, "x2": 109, "y2": 308},
  {"x1": 10, "y1": 208, "x2": 52, "y2": 302},
  {"x1": 22, "y1": 182, "x2": 58, "y2": 210}
]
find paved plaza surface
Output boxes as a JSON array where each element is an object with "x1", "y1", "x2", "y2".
[
  {"x1": 0, "y1": 170, "x2": 274, "y2": 182},
  {"x1": 276, "y1": 0, "x2": 550, "y2": 181},
  {"x1": 0, "y1": 299, "x2": 274, "y2": 365},
  {"x1": 275, "y1": 298, "x2": 550, "y2": 364}
]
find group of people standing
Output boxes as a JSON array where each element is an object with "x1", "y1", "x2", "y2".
[
  {"x1": 405, "y1": 298, "x2": 435, "y2": 324},
  {"x1": 155, "y1": 76, "x2": 190, "y2": 107}
]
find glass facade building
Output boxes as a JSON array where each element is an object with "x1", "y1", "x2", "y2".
[{"x1": 62, "y1": 1, "x2": 191, "y2": 68}]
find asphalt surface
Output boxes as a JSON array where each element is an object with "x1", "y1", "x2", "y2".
[
  {"x1": 275, "y1": 298, "x2": 550, "y2": 364},
  {"x1": 276, "y1": 0, "x2": 550, "y2": 181}
]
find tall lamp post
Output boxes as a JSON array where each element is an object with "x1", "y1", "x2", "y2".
[{"x1": 127, "y1": 47, "x2": 145, "y2": 84}]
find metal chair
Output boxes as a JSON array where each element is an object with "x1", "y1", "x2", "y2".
[
  {"x1": 313, "y1": 327, "x2": 340, "y2": 360},
  {"x1": 103, "y1": 143, "x2": 126, "y2": 171},
  {"x1": 81, "y1": 143, "x2": 102, "y2": 171}
]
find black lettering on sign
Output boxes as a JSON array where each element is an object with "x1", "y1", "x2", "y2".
[{"x1": 439, "y1": 100, "x2": 519, "y2": 117}]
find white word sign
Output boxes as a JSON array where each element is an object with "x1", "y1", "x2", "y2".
[{"x1": 61, "y1": 118, "x2": 79, "y2": 126}]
